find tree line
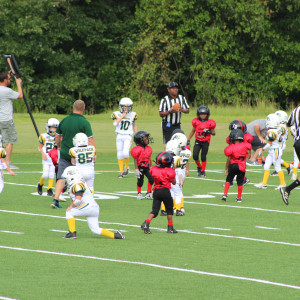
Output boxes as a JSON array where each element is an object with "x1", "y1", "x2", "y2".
[{"x1": 0, "y1": 0, "x2": 299, "y2": 114}]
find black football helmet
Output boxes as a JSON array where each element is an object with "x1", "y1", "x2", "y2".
[
  {"x1": 229, "y1": 120, "x2": 247, "y2": 133},
  {"x1": 229, "y1": 129, "x2": 244, "y2": 143},
  {"x1": 134, "y1": 131, "x2": 153, "y2": 146},
  {"x1": 156, "y1": 151, "x2": 173, "y2": 168},
  {"x1": 197, "y1": 106, "x2": 210, "y2": 121}
]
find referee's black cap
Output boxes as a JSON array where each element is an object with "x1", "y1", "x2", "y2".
[{"x1": 167, "y1": 82, "x2": 179, "y2": 89}]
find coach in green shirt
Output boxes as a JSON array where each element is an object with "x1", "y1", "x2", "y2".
[{"x1": 51, "y1": 100, "x2": 95, "y2": 209}]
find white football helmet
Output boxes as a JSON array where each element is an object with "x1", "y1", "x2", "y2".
[
  {"x1": 266, "y1": 113, "x2": 280, "y2": 129},
  {"x1": 46, "y1": 118, "x2": 59, "y2": 135},
  {"x1": 73, "y1": 132, "x2": 88, "y2": 147},
  {"x1": 275, "y1": 110, "x2": 288, "y2": 124},
  {"x1": 170, "y1": 133, "x2": 187, "y2": 148},
  {"x1": 119, "y1": 97, "x2": 133, "y2": 113},
  {"x1": 179, "y1": 148, "x2": 191, "y2": 159},
  {"x1": 166, "y1": 140, "x2": 181, "y2": 156},
  {"x1": 62, "y1": 166, "x2": 82, "y2": 187}
]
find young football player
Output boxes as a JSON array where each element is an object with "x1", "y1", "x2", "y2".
[
  {"x1": 222, "y1": 129, "x2": 251, "y2": 202},
  {"x1": 61, "y1": 166, "x2": 125, "y2": 239},
  {"x1": 111, "y1": 97, "x2": 138, "y2": 178},
  {"x1": 0, "y1": 134, "x2": 15, "y2": 193},
  {"x1": 270, "y1": 110, "x2": 292, "y2": 176},
  {"x1": 290, "y1": 125, "x2": 299, "y2": 180},
  {"x1": 141, "y1": 152, "x2": 177, "y2": 234},
  {"x1": 254, "y1": 114, "x2": 286, "y2": 190},
  {"x1": 131, "y1": 131, "x2": 154, "y2": 200},
  {"x1": 224, "y1": 120, "x2": 252, "y2": 187},
  {"x1": 69, "y1": 132, "x2": 96, "y2": 195},
  {"x1": 187, "y1": 106, "x2": 216, "y2": 177},
  {"x1": 37, "y1": 118, "x2": 59, "y2": 197}
]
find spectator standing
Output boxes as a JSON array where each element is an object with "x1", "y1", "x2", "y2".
[
  {"x1": 159, "y1": 82, "x2": 189, "y2": 144},
  {"x1": 51, "y1": 100, "x2": 95, "y2": 209},
  {"x1": 0, "y1": 71, "x2": 23, "y2": 169}
]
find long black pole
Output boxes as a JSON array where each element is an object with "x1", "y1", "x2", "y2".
[{"x1": 2, "y1": 54, "x2": 40, "y2": 138}]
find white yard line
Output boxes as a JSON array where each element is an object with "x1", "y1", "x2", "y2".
[
  {"x1": 204, "y1": 227, "x2": 231, "y2": 231},
  {"x1": 255, "y1": 226, "x2": 280, "y2": 230},
  {"x1": 0, "y1": 209, "x2": 299, "y2": 247},
  {"x1": 0, "y1": 230, "x2": 23, "y2": 235},
  {"x1": 0, "y1": 245, "x2": 299, "y2": 290}
]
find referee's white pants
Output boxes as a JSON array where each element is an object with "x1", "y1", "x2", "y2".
[
  {"x1": 66, "y1": 203, "x2": 103, "y2": 236},
  {"x1": 293, "y1": 149, "x2": 299, "y2": 168},
  {"x1": 116, "y1": 134, "x2": 132, "y2": 160},
  {"x1": 264, "y1": 148, "x2": 282, "y2": 172},
  {"x1": 0, "y1": 170, "x2": 4, "y2": 194}
]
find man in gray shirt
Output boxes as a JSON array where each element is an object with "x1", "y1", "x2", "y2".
[
  {"x1": 0, "y1": 71, "x2": 23, "y2": 169},
  {"x1": 246, "y1": 119, "x2": 268, "y2": 166}
]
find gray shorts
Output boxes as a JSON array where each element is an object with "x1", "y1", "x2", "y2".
[
  {"x1": 57, "y1": 158, "x2": 73, "y2": 180},
  {"x1": 251, "y1": 136, "x2": 266, "y2": 152},
  {"x1": 0, "y1": 120, "x2": 18, "y2": 144}
]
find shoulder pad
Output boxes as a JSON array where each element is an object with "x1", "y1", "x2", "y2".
[
  {"x1": 69, "y1": 148, "x2": 76, "y2": 158},
  {"x1": 0, "y1": 149, "x2": 6, "y2": 158},
  {"x1": 39, "y1": 134, "x2": 46, "y2": 144},
  {"x1": 71, "y1": 182, "x2": 86, "y2": 194},
  {"x1": 174, "y1": 156, "x2": 182, "y2": 168}
]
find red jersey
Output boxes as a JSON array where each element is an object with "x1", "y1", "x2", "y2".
[
  {"x1": 48, "y1": 148, "x2": 59, "y2": 167},
  {"x1": 192, "y1": 118, "x2": 216, "y2": 142},
  {"x1": 226, "y1": 133, "x2": 253, "y2": 145},
  {"x1": 224, "y1": 142, "x2": 252, "y2": 173},
  {"x1": 131, "y1": 145, "x2": 152, "y2": 167},
  {"x1": 150, "y1": 165, "x2": 176, "y2": 190}
]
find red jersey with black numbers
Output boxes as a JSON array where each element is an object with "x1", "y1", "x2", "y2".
[
  {"x1": 192, "y1": 118, "x2": 216, "y2": 143},
  {"x1": 150, "y1": 165, "x2": 176, "y2": 190},
  {"x1": 224, "y1": 142, "x2": 252, "y2": 173},
  {"x1": 48, "y1": 148, "x2": 59, "y2": 167},
  {"x1": 226, "y1": 133, "x2": 253, "y2": 145},
  {"x1": 131, "y1": 145, "x2": 152, "y2": 167}
]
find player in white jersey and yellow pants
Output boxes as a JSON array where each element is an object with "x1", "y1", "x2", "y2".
[
  {"x1": 69, "y1": 132, "x2": 96, "y2": 195},
  {"x1": 62, "y1": 166, "x2": 125, "y2": 239},
  {"x1": 111, "y1": 97, "x2": 138, "y2": 178},
  {"x1": 37, "y1": 118, "x2": 59, "y2": 196}
]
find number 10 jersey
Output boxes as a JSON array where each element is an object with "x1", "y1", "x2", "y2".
[{"x1": 111, "y1": 111, "x2": 138, "y2": 136}]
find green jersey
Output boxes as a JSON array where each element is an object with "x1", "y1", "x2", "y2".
[{"x1": 56, "y1": 113, "x2": 93, "y2": 161}]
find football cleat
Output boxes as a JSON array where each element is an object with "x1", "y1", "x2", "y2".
[
  {"x1": 114, "y1": 230, "x2": 126, "y2": 239},
  {"x1": 167, "y1": 225, "x2": 178, "y2": 233},
  {"x1": 144, "y1": 192, "x2": 153, "y2": 199},
  {"x1": 280, "y1": 186, "x2": 290, "y2": 205},
  {"x1": 221, "y1": 194, "x2": 227, "y2": 201},
  {"x1": 51, "y1": 199, "x2": 62, "y2": 209},
  {"x1": 141, "y1": 221, "x2": 152, "y2": 234},
  {"x1": 235, "y1": 198, "x2": 242, "y2": 203},
  {"x1": 176, "y1": 210, "x2": 184, "y2": 216},
  {"x1": 199, "y1": 171, "x2": 206, "y2": 177},
  {"x1": 254, "y1": 182, "x2": 267, "y2": 189},
  {"x1": 137, "y1": 193, "x2": 143, "y2": 200},
  {"x1": 47, "y1": 188, "x2": 53, "y2": 197},
  {"x1": 243, "y1": 178, "x2": 250, "y2": 186},
  {"x1": 180, "y1": 208, "x2": 185, "y2": 215},
  {"x1": 160, "y1": 210, "x2": 167, "y2": 216},
  {"x1": 287, "y1": 165, "x2": 292, "y2": 175},
  {"x1": 118, "y1": 172, "x2": 124, "y2": 178},
  {"x1": 270, "y1": 171, "x2": 278, "y2": 176},
  {"x1": 122, "y1": 168, "x2": 129, "y2": 177},
  {"x1": 275, "y1": 184, "x2": 286, "y2": 190},
  {"x1": 197, "y1": 167, "x2": 201, "y2": 176},
  {"x1": 63, "y1": 231, "x2": 77, "y2": 239},
  {"x1": 291, "y1": 173, "x2": 297, "y2": 180},
  {"x1": 37, "y1": 183, "x2": 43, "y2": 195}
]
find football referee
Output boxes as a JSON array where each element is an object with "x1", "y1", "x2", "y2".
[
  {"x1": 159, "y1": 82, "x2": 189, "y2": 143},
  {"x1": 280, "y1": 106, "x2": 300, "y2": 205}
]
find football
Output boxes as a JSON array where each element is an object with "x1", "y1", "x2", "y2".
[{"x1": 172, "y1": 102, "x2": 181, "y2": 112}]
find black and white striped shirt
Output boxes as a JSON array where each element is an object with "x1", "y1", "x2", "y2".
[
  {"x1": 287, "y1": 106, "x2": 300, "y2": 139},
  {"x1": 159, "y1": 95, "x2": 189, "y2": 125}
]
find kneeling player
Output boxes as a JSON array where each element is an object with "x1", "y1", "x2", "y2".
[{"x1": 62, "y1": 166, "x2": 125, "y2": 239}]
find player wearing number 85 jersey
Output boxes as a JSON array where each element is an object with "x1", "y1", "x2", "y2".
[
  {"x1": 112, "y1": 97, "x2": 138, "y2": 178},
  {"x1": 69, "y1": 133, "x2": 96, "y2": 195}
]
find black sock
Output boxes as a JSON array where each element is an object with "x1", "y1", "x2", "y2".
[{"x1": 286, "y1": 179, "x2": 300, "y2": 193}]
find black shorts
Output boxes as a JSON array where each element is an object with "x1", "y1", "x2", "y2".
[{"x1": 151, "y1": 188, "x2": 173, "y2": 216}]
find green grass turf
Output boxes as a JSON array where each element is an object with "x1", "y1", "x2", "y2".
[{"x1": 1, "y1": 111, "x2": 300, "y2": 299}]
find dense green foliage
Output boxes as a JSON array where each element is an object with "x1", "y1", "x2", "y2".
[{"x1": 0, "y1": 0, "x2": 299, "y2": 113}]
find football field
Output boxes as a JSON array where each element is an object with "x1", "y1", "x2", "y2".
[{"x1": 1, "y1": 112, "x2": 300, "y2": 299}]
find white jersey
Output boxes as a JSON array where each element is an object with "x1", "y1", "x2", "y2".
[
  {"x1": 111, "y1": 111, "x2": 137, "y2": 135},
  {"x1": 264, "y1": 128, "x2": 282, "y2": 151},
  {"x1": 179, "y1": 148, "x2": 191, "y2": 170},
  {"x1": 69, "y1": 145, "x2": 96, "y2": 168},
  {"x1": 69, "y1": 180, "x2": 97, "y2": 207},
  {"x1": 39, "y1": 133, "x2": 55, "y2": 155}
]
